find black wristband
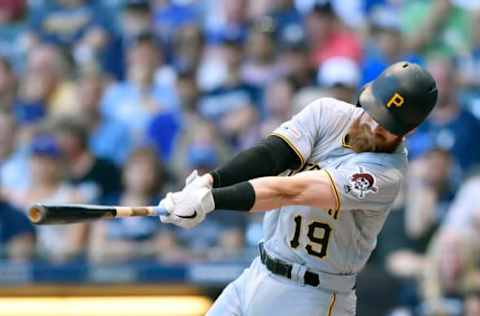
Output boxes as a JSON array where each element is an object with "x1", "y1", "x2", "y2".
[{"x1": 212, "y1": 181, "x2": 256, "y2": 211}]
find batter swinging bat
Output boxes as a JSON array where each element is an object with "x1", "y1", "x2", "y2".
[{"x1": 28, "y1": 204, "x2": 169, "y2": 225}]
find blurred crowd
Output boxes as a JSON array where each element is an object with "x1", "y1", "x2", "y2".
[{"x1": 1, "y1": 0, "x2": 480, "y2": 315}]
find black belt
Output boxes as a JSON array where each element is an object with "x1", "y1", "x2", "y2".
[{"x1": 259, "y1": 243, "x2": 320, "y2": 287}]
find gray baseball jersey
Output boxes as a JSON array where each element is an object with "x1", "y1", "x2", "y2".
[{"x1": 264, "y1": 97, "x2": 407, "y2": 275}]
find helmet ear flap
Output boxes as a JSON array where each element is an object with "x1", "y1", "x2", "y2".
[{"x1": 352, "y1": 84, "x2": 367, "y2": 107}]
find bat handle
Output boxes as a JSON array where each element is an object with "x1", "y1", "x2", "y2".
[{"x1": 151, "y1": 206, "x2": 169, "y2": 217}]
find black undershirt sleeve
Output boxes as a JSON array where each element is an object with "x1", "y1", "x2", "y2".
[{"x1": 209, "y1": 135, "x2": 301, "y2": 188}]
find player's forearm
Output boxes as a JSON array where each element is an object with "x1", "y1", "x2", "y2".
[
  {"x1": 249, "y1": 176, "x2": 305, "y2": 211},
  {"x1": 212, "y1": 171, "x2": 337, "y2": 212}
]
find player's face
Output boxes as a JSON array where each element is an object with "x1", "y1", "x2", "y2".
[{"x1": 348, "y1": 112, "x2": 402, "y2": 153}]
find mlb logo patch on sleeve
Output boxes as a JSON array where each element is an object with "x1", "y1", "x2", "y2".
[{"x1": 344, "y1": 168, "x2": 378, "y2": 199}]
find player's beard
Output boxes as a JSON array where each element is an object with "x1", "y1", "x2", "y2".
[{"x1": 347, "y1": 118, "x2": 402, "y2": 153}]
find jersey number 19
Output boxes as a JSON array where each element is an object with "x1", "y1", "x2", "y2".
[{"x1": 290, "y1": 215, "x2": 332, "y2": 259}]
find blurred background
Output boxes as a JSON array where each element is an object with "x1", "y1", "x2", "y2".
[{"x1": 0, "y1": 0, "x2": 480, "y2": 315}]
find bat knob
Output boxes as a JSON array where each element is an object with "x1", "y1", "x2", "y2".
[{"x1": 28, "y1": 204, "x2": 46, "y2": 224}]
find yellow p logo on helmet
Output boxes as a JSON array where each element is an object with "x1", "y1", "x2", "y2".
[{"x1": 386, "y1": 93, "x2": 405, "y2": 108}]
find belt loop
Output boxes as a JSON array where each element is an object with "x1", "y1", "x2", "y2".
[
  {"x1": 259, "y1": 242, "x2": 267, "y2": 263},
  {"x1": 290, "y1": 263, "x2": 307, "y2": 285}
]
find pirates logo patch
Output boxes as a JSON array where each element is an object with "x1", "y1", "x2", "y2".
[{"x1": 344, "y1": 168, "x2": 378, "y2": 199}]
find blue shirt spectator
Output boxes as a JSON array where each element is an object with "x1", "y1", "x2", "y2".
[
  {"x1": 101, "y1": 34, "x2": 179, "y2": 146},
  {"x1": 1, "y1": 148, "x2": 30, "y2": 195},
  {"x1": 153, "y1": 0, "x2": 201, "y2": 44},
  {"x1": 75, "y1": 66, "x2": 132, "y2": 165},
  {"x1": 407, "y1": 108, "x2": 480, "y2": 174},
  {"x1": 146, "y1": 110, "x2": 181, "y2": 162},
  {"x1": 202, "y1": 0, "x2": 249, "y2": 45},
  {"x1": 101, "y1": 81, "x2": 179, "y2": 144},
  {"x1": 0, "y1": 199, "x2": 35, "y2": 260},
  {"x1": 267, "y1": 0, "x2": 303, "y2": 42},
  {"x1": 27, "y1": 0, "x2": 117, "y2": 77},
  {"x1": 28, "y1": 0, "x2": 113, "y2": 47},
  {"x1": 360, "y1": 6, "x2": 423, "y2": 85},
  {"x1": 0, "y1": 111, "x2": 30, "y2": 195},
  {"x1": 199, "y1": 83, "x2": 259, "y2": 121},
  {"x1": 408, "y1": 57, "x2": 480, "y2": 176},
  {"x1": 90, "y1": 118, "x2": 132, "y2": 166}
]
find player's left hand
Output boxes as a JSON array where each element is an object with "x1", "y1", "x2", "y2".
[{"x1": 159, "y1": 171, "x2": 215, "y2": 229}]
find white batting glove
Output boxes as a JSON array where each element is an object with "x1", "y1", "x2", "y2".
[
  {"x1": 159, "y1": 187, "x2": 215, "y2": 229},
  {"x1": 159, "y1": 170, "x2": 215, "y2": 229}
]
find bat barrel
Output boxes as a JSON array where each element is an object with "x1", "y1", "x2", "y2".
[
  {"x1": 28, "y1": 204, "x2": 118, "y2": 225},
  {"x1": 28, "y1": 204, "x2": 169, "y2": 225}
]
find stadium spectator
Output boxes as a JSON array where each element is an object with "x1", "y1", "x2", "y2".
[
  {"x1": 51, "y1": 117, "x2": 122, "y2": 204},
  {"x1": 420, "y1": 230, "x2": 478, "y2": 315},
  {"x1": 101, "y1": 33, "x2": 179, "y2": 146},
  {"x1": 203, "y1": 0, "x2": 249, "y2": 45},
  {"x1": 277, "y1": 35, "x2": 316, "y2": 90},
  {"x1": 260, "y1": 76, "x2": 295, "y2": 136},
  {"x1": 0, "y1": 110, "x2": 29, "y2": 198},
  {"x1": 26, "y1": 0, "x2": 113, "y2": 61},
  {"x1": 305, "y1": 1, "x2": 362, "y2": 66},
  {"x1": 361, "y1": 5, "x2": 423, "y2": 85},
  {"x1": 317, "y1": 56, "x2": 360, "y2": 102},
  {"x1": 199, "y1": 37, "x2": 259, "y2": 148},
  {"x1": 146, "y1": 109, "x2": 181, "y2": 162},
  {"x1": 0, "y1": 0, "x2": 27, "y2": 72},
  {"x1": 119, "y1": 0, "x2": 153, "y2": 42},
  {"x1": 412, "y1": 174, "x2": 480, "y2": 315},
  {"x1": 89, "y1": 147, "x2": 181, "y2": 263},
  {"x1": 407, "y1": 57, "x2": 480, "y2": 176},
  {"x1": 0, "y1": 194, "x2": 34, "y2": 262},
  {"x1": 241, "y1": 19, "x2": 283, "y2": 88},
  {"x1": 264, "y1": 0, "x2": 302, "y2": 41},
  {"x1": 16, "y1": 44, "x2": 76, "y2": 117},
  {"x1": 170, "y1": 25, "x2": 205, "y2": 74},
  {"x1": 176, "y1": 70, "x2": 200, "y2": 114},
  {"x1": 10, "y1": 133, "x2": 88, "y2": 263},
  {"x1": 402, "y1": 0, "x2": 472, "y2": 58},
  {"x1": 440, "y1": 175, "x2": 480, "y2": 239},
  {"x1": 0, "y1": 56, "x2": 17, "y2": 111},
  {"x1": 186, "y1": 143, "x2": 219, "y2": 177},
  {"x1": 152, "y1": 0, "x2": 201, "y2": 46},
  {"x1": 171, "y1": 122, "x2": 230, "y2": 184},
  {"x1": 405, "y1": 148, "x2": 455, "y2": 245},
  {"x1": 75, "y1": 66, "x2": 131, "y2": 165}
]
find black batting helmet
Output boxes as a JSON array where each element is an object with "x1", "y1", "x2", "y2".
[{"x1": 357, "y1": 62, "x2": 438, "y2": 136}]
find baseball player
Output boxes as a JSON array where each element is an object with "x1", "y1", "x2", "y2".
[{"x1": 159, "y1": 62, "x2": 438, "y2": 315}]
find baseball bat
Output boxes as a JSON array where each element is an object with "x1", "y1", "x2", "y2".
[{"x1": 28, "y1": 204, "x2": 169, "y2": 225}]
